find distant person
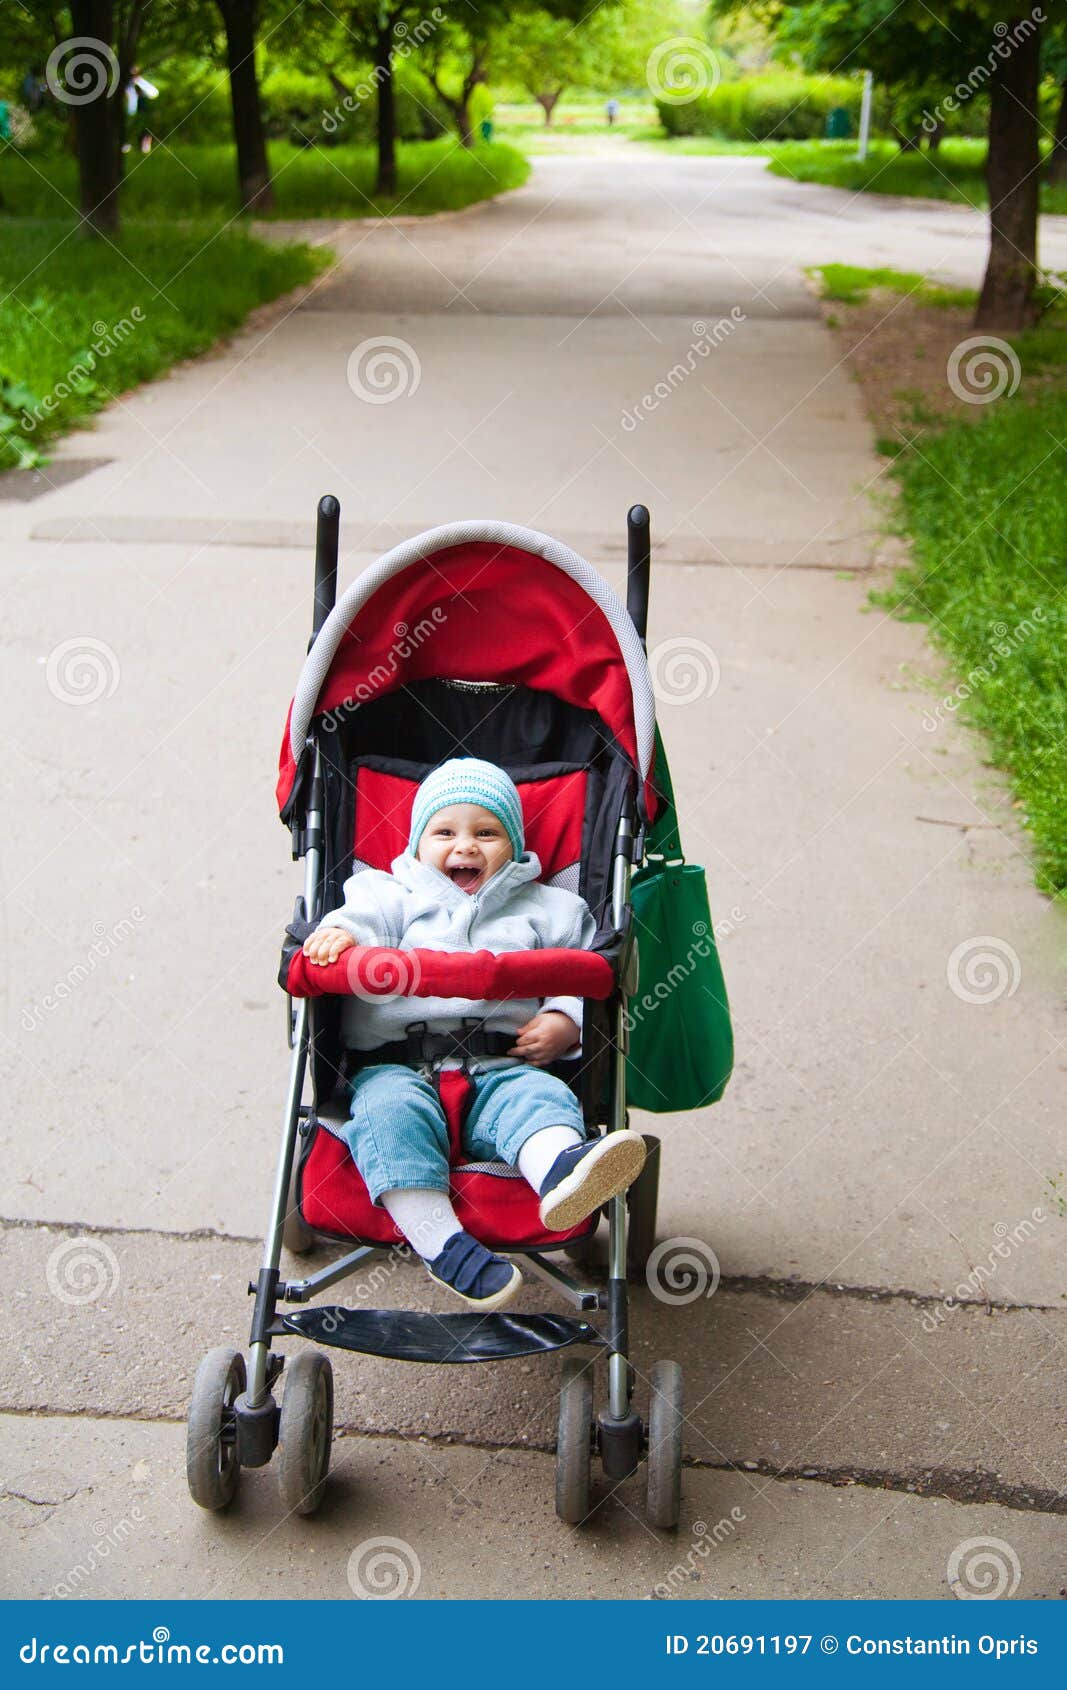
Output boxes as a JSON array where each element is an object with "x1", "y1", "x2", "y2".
[
  {"x1": 21, "y1": 65, "x2": 46, "y2": 112},
  {"x1": 605, "y1": 97, "x2": 620, "y2": 128},
  {"x1": 124, "y1": 65, "x2": 158, "y2": 154}
]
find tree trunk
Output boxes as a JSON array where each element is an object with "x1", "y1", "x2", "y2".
[
  {"x1": 926, "y1": 120, "x2": 945, "y2": 152},
  {"x1": 975, "y1": 19, "x2": 1042, "y2": 329},
  {"x1": 217, "y1": 0, "x2": 274, "y2": 213},
  {"x1": 536, "y1": 89, "x2": 561, "y2": 126},
  {"x1": 375, "y1": 23, "x2": 396, "y2": 195},
  {"x1": 1047, "y1": 80, "x2": 1067, "y2": 185},
  {"x1": 69, "y1": 0, "x2": 120, "y2": 236}
]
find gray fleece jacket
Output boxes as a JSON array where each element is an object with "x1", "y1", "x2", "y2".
[{"x1": 315, "y1": 849, "x2": 597, "y2": 1057}]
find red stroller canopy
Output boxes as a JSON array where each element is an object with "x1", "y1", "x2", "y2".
[{"x1": 276, "y1": 521, "x2": 659, "y2": 821}]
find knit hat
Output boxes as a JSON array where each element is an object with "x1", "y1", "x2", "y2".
[{"x1": 408, "y1": 757, "x2": 525, "y2": 862}]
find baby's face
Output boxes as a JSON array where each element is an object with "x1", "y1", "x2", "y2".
[{"x1": 417, "y1": 803, "x2": 513, "y2": 895}]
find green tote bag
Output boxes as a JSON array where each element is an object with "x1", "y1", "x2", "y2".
[{"x1": 625, "y1": 729, "x2": 734, "y2": 1113}]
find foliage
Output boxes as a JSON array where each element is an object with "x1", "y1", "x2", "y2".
[
  {"x1": 766, "y1": 136, "x2": 1067, "y2": 215},
  {"x1": 657, "y1": 71, "x2": 871, "y2": 139},
  {"x1": 0, "y1": 222, "x2": 328, "y2": 470}
]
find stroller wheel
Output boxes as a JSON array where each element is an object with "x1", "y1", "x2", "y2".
[
  {"x1": 555, "y1": 1355, "x2": 594, "y2": 1525},
  {"x1": 626, "y1": 1134, "x2": 661, "y2": 1281},
  {"x1": 276, "y1": 1350, "x2": 333, "y2": 1517},
  {"x1": 186, "y1": 1347, "x2": 245, "y2": 1511},
  {"x1": 646, "y1": 1359, "x2": 683, "y2": 1530}
]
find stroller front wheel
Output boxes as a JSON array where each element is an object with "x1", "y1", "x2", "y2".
[
  {"x1": 276, "y1": 1350, "x2": 334, "y2": 1516},
  {"x1": 646, "y1": 1358, "x2": 683, "y2": 1529},
  {"x1": 555, "y1": 1355, "x2": 594, "y2": 1524},
  {"x1": 186, "y1": 1347, "x2": 245, "y2": 1511}
]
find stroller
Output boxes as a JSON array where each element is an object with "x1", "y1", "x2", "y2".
[{"x1": 186, "y1": 501, "x2": 684, "y2": 1528}]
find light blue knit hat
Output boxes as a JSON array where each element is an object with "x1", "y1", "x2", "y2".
[{"x1": 408, "y1": 757, "x2": 525, "y2": 862}]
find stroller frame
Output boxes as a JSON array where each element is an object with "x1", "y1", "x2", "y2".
[{"x1": 186, "y1": 501, "x2": 683, "y2": 1529}]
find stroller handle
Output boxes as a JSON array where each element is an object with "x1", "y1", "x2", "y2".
[
  {"x1": 284, "y1": 944, "x2": 616, "y2": 1004},
  {"x1": 626, "y1": 504, "x2": 650, "y2": 650},
  {"x1": 311, "y1": 494, "x2": 340, "y2": 645}
]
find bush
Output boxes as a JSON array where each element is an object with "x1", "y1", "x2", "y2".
[{"x1": 658, "y1": 73, "x2": 873, "y2": 141}]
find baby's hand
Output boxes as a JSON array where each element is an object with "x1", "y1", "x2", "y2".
[
  {"x1": 508, "y1": 1011, "x2": 580, "y2": 1067},
  {"x1": 303, "y1": 927, "x2": 355, "y2": 967}
]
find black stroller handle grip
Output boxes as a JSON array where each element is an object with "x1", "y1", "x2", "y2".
[
  {"x1": 626, "y1": 504, "x2": 651, "y2": 650},
  {"x1": 312, "y1": 494, "x2": 340, "y2": 646}
]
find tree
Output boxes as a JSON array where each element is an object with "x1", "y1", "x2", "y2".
[
  {"x1": 733, "y1": 1, "x2": 1050, "y2": 327},
  {"x1": 214, "y1": 0, "x2": 274, "y2": 211},
  {"x1": 491, "y1": 3, "x2": 655, "y2": 125}
]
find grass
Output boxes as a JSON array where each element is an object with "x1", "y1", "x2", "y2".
[
  {"x1": 0, "y1": 137, "x2": 529, "y2": 221},
  {"x1": 0, "y1": 221, "x2": 330, "y2": 469},
  {"x1": 767, "y1": 137, "x2": 1067, "y2": 215},
  {"x1": 809, "y1": 263, "x2": 977, "y2": 309},
  {"x1": 852, "y1": 282, "x2": 1067, "y2": 893}
]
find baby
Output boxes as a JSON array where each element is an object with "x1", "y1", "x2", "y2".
[{"x1": 303, "y1": 756, "x2": 646, "y2": 1310}]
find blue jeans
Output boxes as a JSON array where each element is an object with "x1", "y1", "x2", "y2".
[{"x1": 341, "y1": 1063, "x2": 588, "y2": 1206}]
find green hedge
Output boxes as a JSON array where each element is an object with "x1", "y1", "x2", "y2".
[{"x1": 658, "y1": 74, "x2": 872, "y2": 141}]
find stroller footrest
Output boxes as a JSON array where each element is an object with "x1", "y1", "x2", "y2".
[{"x1": 276, "y1": 1306, "x2": 601, "y2": 1363}]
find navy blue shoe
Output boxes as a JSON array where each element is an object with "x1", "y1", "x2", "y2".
[
  {"x1": 539, "y1": 1131, "x2": 647, "y2": 1231},
  {"x1": 426, "y1": 1230, "x2": 523, "y2": 1310}
]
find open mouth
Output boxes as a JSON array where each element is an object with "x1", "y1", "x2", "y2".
[{"x1": 448, "y1": 866, "x2": 482, "y2": 892}]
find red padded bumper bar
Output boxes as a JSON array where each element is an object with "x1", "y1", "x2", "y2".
[{"x1": 285, "y1": 944, "x2": 615, "y2": 1002}]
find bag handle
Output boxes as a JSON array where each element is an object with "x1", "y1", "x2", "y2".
[{"x1": 644, "y1": 725, "x2": 685, "y2": 866}]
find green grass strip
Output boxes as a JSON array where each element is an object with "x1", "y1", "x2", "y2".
[{"x1": 0, "y1": 221, "x2": 330, "y2": 468}]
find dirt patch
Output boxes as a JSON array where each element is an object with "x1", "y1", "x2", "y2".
[{"x1": 815, "y1": 290, "x2": 985, "y2": 442}]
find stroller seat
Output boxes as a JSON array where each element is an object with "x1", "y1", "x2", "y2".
[{"x1": 289, "y1": 748, "x2": 623, "y2": 1253}]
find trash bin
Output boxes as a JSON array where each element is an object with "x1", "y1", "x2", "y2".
[
  {"x1": 826, "y1": 107, "x2": 851, "y2": 139},
  {"x1": 479, "y1": 118, "x2": 493, "y2": 143}
]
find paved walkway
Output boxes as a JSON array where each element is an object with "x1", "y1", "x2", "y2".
[{"x1": 2, "y1": 155, "x2": 1064, "y2": 1599}]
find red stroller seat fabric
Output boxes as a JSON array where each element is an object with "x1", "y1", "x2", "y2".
[{"x1": 298, "y1": 1065, "x2": 594, "y2": 1250}]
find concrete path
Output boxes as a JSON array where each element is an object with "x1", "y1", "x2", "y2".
[{"x1": 2, "y1": 154, "x2": 1064, "y2": 1599}]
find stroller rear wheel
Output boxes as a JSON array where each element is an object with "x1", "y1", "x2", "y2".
[
  {"x1": 555, "y1": 1355, "x2": 594, "y2": 1524},
  {"x1": 186, "y1": 1347, "x2": 245, "y2": 1511},
  {"x1": 276, "y1": 1350, "x2": 334, "y2": 1517},
  {"x1": 645, "y1": 1358, "x2": 683, "y2": 1529}
]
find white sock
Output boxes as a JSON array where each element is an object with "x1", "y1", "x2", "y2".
[
  {"x1": 380, "y1": 1188, "x2": 463, "y2": 1261},
  {"x1": 517, "y1": 1125, "x2": 584, "y2": 1193}
]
